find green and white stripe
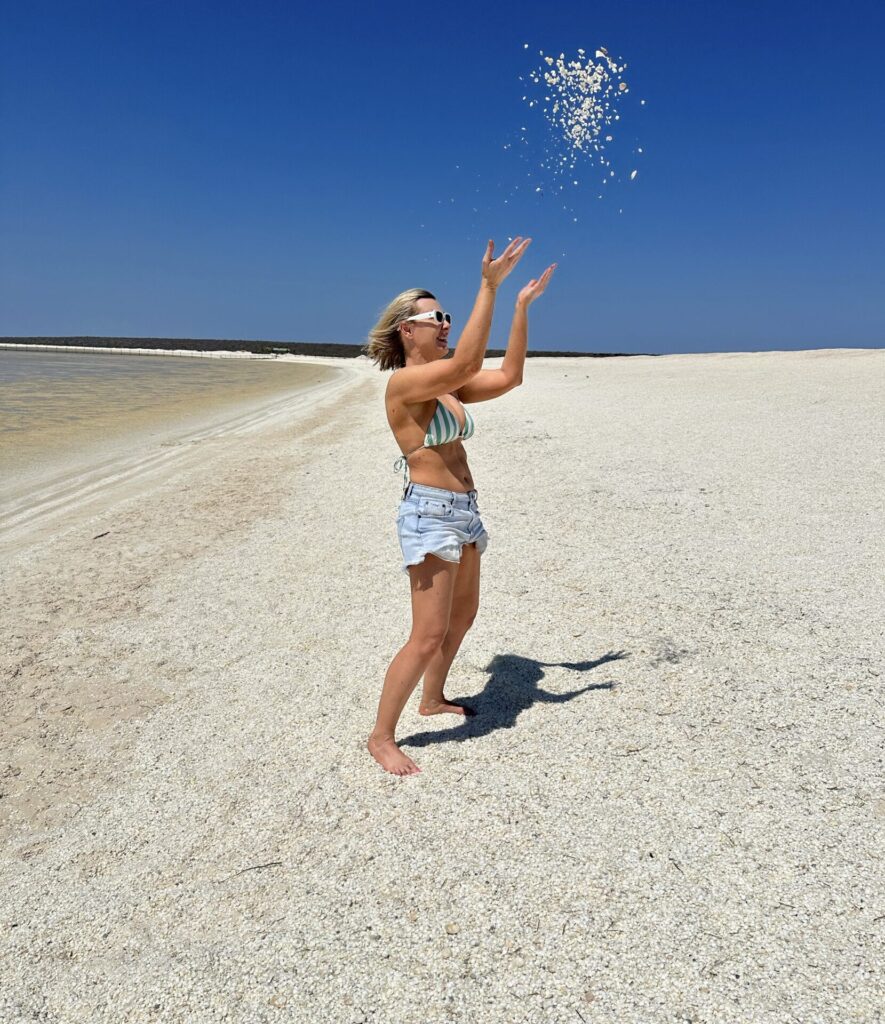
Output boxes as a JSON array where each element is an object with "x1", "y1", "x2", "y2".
[{"x1": 424, "y1": 401, "x2": 475, "y2": 446}]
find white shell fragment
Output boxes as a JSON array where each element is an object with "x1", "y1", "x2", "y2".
[
  {"x1": 521, "y1": 45, "x2": 635, "y2": 178},
  {"x1": 518, "y1": 43, "x2": 644, "y2": 213}
]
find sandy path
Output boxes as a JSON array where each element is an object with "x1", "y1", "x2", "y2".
[{"x1": 1, "y1": 350, "x2": 882, "y2": 1023}]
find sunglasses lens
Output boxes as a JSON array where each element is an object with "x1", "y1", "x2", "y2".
[
  {"x1": 433, "y1": 311, "x2": 443, "y2": 324},
  {"x1": 443, "y1": 313, "x2": 452, "y2": 324}
]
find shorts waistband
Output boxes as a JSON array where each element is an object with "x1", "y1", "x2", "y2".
[{"x1": 403, "y1": 482, "x2": 478, "y2": 505}]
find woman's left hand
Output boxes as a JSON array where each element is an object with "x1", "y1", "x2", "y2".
[{"x1": 516, "y1": 263, "x2": 557, "y2": 308}]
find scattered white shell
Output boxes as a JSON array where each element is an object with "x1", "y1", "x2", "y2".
[{"x1": 519, "y1": 44, "x2": 643, "y2": 199}]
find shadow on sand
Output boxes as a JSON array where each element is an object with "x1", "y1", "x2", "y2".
[{"x1": 399, "y1": 650, "x2": 628, "y2": 749}]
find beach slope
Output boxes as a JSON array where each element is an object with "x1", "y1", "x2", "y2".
[{"x1": 1, "y1": 350, "x2": 882, "y2": 1023}]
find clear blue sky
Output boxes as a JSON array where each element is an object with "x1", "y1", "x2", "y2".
[{"x1": 2, "y1": 0, "x2": 883, "y2": 353}]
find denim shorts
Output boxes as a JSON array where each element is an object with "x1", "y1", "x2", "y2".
[{"x1": 396, "y1": 482, "x2": 489, "y2": 575}]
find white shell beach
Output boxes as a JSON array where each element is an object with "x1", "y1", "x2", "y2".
[{"x1": 1, "y1": 348, "x2": 882, "y2": 1022}]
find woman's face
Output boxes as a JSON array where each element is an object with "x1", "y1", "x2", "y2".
[{"x1": 402, "y1": 297, "x2": 450, "y2": 362}]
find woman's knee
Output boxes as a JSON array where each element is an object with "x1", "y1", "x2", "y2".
[
  {"x1": 448, "y1": 606, "x2": 478, "y2": 636},
  {"x1": 408, "y1": 629, "x2": 448, "y2": 659}
]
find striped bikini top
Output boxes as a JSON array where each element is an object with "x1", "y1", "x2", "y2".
[
  {"x1": 422, "y1": 398, "x2": 475, "y2": 449},
  {"x1": 393, "y1": 397, "x2": 475, "y2": 479}
]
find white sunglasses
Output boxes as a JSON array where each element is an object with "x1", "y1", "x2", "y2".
[{"x1": 402, "y1": 310, "x2": 452, "y2": 327}]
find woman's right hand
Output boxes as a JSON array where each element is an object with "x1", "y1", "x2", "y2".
[
  {"x1": 481, "y1": 237, "x2": 531, "y2": 290},
  {"x1": 516, "y1": 262, "x2": 557, "y2": 308}
]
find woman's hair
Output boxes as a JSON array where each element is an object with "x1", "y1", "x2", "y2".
[{"x1": 363, "y1": 288, "x2": 436, "y2": 371}]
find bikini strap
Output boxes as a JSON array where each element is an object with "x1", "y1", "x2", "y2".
[
  {"x1": 394, "y1": 443, "x2": 427, "y2": 468},
  {"x1": 393, "y1": 444, "x2": 427, "y2": 498}
]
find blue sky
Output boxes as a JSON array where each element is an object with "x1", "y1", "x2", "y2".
[{"x1": 1, "y1": 0, "x2": 883, "y2": 353}]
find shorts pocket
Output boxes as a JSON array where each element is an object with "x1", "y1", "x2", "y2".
[{"x1": 417, "y1": 496, "x2": 453, "y2": 519}]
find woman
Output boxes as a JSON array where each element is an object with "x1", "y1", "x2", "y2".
[{"x1": 363, "y1": 237, "x2": 556, "y2": 776}]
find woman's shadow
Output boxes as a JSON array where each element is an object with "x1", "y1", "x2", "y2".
[{"x1": 399, "y1": 650, "x2": 628, "y2": 749}]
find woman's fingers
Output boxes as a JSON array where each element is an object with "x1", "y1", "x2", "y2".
[
  {"x1": 537, "y1": 263, "x2": 556, "y2": 288},
  {"x1": 519, "y1": 262, "x2": 557, "y2": 302},
  {"x1": 500, "y1": 236, "x2": 523, "y2": 259},
  {"x1": 508, "y1": 237, "x2": 531, "y2": 260},
  {"x1": 499, "y1": 236, "x2": 529, "y2": 260},
  {"x1": 484, "y1": 235, "x2": 539, "y2": 288},
  {"x1": 490, "y1": 235, "x2": 531, "y2": 263}
]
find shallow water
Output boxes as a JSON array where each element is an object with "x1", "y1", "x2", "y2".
[{"x1": 0, "y1": 348, "x2": 332, "y2": 480}]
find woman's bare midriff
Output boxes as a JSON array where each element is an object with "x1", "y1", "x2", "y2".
[
  {"x1": 407, "y1": 442, "x2": 475, "y2": 492},
  {"x1": 388, "y1": 394, "x2": 476, "y2": 493}
]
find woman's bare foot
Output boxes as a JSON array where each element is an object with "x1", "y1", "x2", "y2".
[
  {"x1": 367, "y1": 734, "x2": 422, "y2": 776},
  {"x1": 418, "y1": 697, "x2": 475, "y2": 717}
]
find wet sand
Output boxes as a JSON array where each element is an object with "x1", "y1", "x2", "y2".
[{"x1": 0, "y1": 349, "x2": 344, "y2": 556}]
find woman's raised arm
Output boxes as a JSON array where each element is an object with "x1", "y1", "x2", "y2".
[
  {"x1": 457, "y1": 261, "x2": 556, "y2": 403},
  {"x1": 389, "y1": 238, "x2": 531, "y2": 405},
  {"x1": 501, "y1": 261, "x2": 557, "y2": 385}
]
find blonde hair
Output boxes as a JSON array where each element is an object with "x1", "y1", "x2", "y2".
[{"x1": 363, "y1": 288, "x2": 436, "y2": 371}]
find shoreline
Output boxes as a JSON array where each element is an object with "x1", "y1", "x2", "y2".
[
  {"x1": 1, "y1": 355, "x2": 380, "y2": 840},
  {"x1": 0, "y1": 355, "x2": 362, "y2": 558},
  {"x1": 2, "y1": 346, "x2": 878, "y2": 559},
  {"x1": 2, "y1": 338, "x2": 879, "y2": 361},
  {"x1": 0, "y1": 341, "x2": 365, "y2": 362}
]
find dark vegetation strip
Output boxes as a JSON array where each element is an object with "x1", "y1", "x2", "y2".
[{"x1": 1, "y1": 337, "x2": 642, "y2": 358}]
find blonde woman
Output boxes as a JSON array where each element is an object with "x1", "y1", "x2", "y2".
[{"x1": 364, "y1": 238, "x2": 556, "y2": 776}]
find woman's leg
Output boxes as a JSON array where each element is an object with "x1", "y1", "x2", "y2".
[
  {"x1": 420, "y1": 542, "x2": 481, "y2": 716},
  {"x1": 368, "y1": 554, "x2": 459, "y2": 776}
]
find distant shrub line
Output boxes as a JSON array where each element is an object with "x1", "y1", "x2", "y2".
[{"x1": 1, "y1": 337, "x2": 641, "y2": 358}]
